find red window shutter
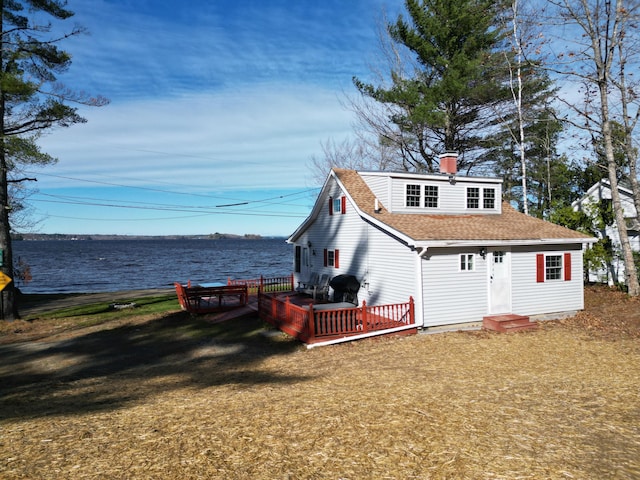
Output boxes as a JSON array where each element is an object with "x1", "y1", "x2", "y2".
[
  {"x1": 335, "y1": 249, "x2": 340, "y2": 268},
  {"x1": 323, "y1": 249, "x2": 328, "y2": 267},
  {"x1": 536, "y1": 254, "x2": 545, "y2": 283},
  {"x1": 564, "y1": 253, "x2": 572, "y2": 281},
  {"x1": 328, "y1": 197, "x2": 333, "y2": 216},
  {"x1": 341, "y1": 196, "x2": 346, "y2": 214}
]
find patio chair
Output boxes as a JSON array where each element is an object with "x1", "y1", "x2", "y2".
[
  {"x1": 296, "y1": 272, "x2": 319, "y2": 293},
  {"x1": 314, "y1": 274, "x2": 331, "y2": 301},
  {"x1": 297, "y1": 273, "x2": 330, "y2": 300}
]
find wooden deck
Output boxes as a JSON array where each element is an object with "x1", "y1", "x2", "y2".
[
  {"x1": 258, "y1": 289, "x2": 417, "y2": 347},
  {"x1": 176, "y1": 275, "x2": 417, "y2": 346},
  {"x1": 175, "y1": 275, "x2": 294, "y2": 315}
]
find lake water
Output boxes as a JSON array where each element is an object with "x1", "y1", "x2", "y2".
[{"x1": 12, "y1": 238, "x2": 292, "y2": 294}]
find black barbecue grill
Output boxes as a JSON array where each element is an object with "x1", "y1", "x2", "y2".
[{"x1": 329, "y1": 274, "x2": 360, "y2": 304}]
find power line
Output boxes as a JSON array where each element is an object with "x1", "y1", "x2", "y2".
[
  {"x1": 26, "y1": 170, "x2": 320, "y2": 205},
  {"x1": 31, "y1": 197, "x2": 309, "y2": 218},
  {"x1": 33, "y1": 192, "x2": 311, "y2": 215}
]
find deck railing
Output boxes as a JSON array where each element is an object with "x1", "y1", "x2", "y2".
[
  {"x1": 228, "y1": 274, "x2": 294, "y2": 294},
  {"x1": 258, "y1": 292, "x2": 415, "y2": 344}
]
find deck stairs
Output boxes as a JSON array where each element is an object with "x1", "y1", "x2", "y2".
[{"x1": 482, "y1": 314, "x2": 538, "y2": 333}]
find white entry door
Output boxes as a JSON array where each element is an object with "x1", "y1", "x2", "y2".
[{"x1": 489, "y1": 249, "x2": 511, "y2": 314}]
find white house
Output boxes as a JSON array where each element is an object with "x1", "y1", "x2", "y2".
[
  {"x1": 288, "y1": 155, "x2": 595, "y2": 329},
  {"x1": 572, "y1": 179, "x2": 640, "y2": 285}
]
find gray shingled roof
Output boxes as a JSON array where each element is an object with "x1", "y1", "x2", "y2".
[{"x1": 334, "y1": 169, "x2": 593, "y2": 242}]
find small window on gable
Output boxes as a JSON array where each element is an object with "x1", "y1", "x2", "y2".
[
  {"x1": 483, "y1": 188, "x2": 496, "y2": 209},
  {"x1": 467, "y1": 188, "x2": 480, "y2": 209},
  {"x1": 460, "y1": 254, "x2": 474, "y2": 271},
  {"x1": 406, "y1": 184, "x2": 421, "y2": 207},
  {"x1": 333, "y1": 197, "x2": 342, "y2": 214},
  {"x1": 329, "y1": 196, "x2": 346, "y2": 215},
  {"x1": 424, "y1": 185, "x2": 439, "y2": 208}
]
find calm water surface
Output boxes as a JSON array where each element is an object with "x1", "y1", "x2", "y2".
[{"x1": 12, "y1": 238, "x2": 292, "y2": 294}]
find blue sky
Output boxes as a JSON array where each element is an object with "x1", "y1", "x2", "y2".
[{"x1": 26, "y1": 0, "x2": 403, "y2": 236}]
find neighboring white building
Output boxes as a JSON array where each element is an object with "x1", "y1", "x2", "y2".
[
  {"x1": 288, "y1": 155, "x2": 596, "y2": 329},
  {"x1": 572, "y1": 179, "x2": 640, "y2": 285}
]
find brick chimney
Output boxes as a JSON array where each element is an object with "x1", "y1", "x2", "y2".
[{"x1": 439, "y1": 152, "x2": 458, "y2": 175}]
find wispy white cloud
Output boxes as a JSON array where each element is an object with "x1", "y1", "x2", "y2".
[
  {"x1": 37, "y1": 84, "x2": 353, "y2": 191},
  {"x1": 26, "y1": 0, "x2": 405, "y2": 235}
]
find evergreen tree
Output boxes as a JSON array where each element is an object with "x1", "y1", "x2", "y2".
[
  {"x1": 487, "y1": 101, "x2": 573, "y2": 218},
  {"x1": 0, "y1": 1, "x2": 107, "y2": 319},
  {"x1": 353, "y1": 0, "x2": 514, "y2": 173}
]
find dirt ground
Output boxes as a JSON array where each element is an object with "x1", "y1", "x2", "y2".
[{"x1": 0, "y1": 285, "x2": 639, "y2": 479}]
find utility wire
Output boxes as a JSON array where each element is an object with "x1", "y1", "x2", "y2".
[
  {"x1": 31, "y1": 198, "x2": 308, "y2": 217},
  {"x1": 26, "y1": 170, "x2": 320, "y2": 205},
  {"x1": 35, "y1": 192, "x2": 310, "y2": 214}
]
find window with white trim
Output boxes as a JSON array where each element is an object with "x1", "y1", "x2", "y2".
[
  {"x1": 329, "y1": 196, "x2": 346, "y2": 215},
  {"x1": 467, "y1": 187, "x2": 480, "y2": 208},
  {"x1": 333, "y1": 197, "x2": 342, "y2": 213},
  {"x1": 406, "y1": 184, "x2": 439, "y2": 208},
  {"x1": 545, "y1": 255, "x2": 562, "y2": 280},
  {"x1": 460, "y1": 254, "x2": 475, "y2": 271},
  {"x1": 406, "y1": 184, "x2": 421, "y2": 207},
  {"x1": 536, "y1": 253, "x2": 571, "y2": 282},
  {"x1": 424, "y1": 185, "x2": 439, "y2": 208},
  {"x1": 323, "y1": 249, "x2": 340, "y2": 268},
  {"x1": 483, "y1": 188, "x2": 496, "y2": 209},
  {"x1": 467, "y1": 187, "x2": 496, "y2": 209}
]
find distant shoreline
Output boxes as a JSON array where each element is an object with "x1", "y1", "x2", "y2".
[{"x1": 13, "y1": 233, "x2": 287, "y2": 241}]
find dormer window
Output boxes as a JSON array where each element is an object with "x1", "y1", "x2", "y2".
[
  {"x1": 483, "y1": 188, "x2": 495, "y2": 209},
  {"x1": 406, "y1": 184, "x2": 438, "y2": 208},
  {"x1": 467, "y1": 187, "x2": 496, "y2": 210},
  {"x1": 406, "y1": 184, "x2": 421, "y2": 207},
  {"x1": 424, "y1": 185, "x2": 439, "y2": 208},
  {"x1": 467, "y1": 188, "x2": 480, "y2": 208}
]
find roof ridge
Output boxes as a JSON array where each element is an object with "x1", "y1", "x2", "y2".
[{"x1": 333, "y1": 169, "x2": 593, "y2": 242}]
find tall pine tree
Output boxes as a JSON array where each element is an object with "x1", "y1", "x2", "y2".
[
  {"x1": 353, "y1": 0, "x2": 513, "y2": 173},
  {"x1": 1, "y1": 1, "x2": 107, "y2": 319}
]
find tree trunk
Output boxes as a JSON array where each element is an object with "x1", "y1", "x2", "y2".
[
  {"x1": 602, "y1": 115, "x2": 640, "y2": 295},
  {"x1": 584, "y1": 0, "x2": 639, "y2": 296},
  {"x1": 0, "y1": 0, "x2": 19, "y2": 320}
]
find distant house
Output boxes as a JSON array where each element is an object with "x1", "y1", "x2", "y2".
[
  {"x1": 572, "y1": 179, "x2": 640, "y2": 285},
  {"x1": 288, "y1": 154, "x2": 596, "y2": 329}
]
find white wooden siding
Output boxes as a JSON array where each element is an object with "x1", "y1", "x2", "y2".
[
  {"x1": 389, "y1": 177, "x2": 502, "y2": 214},
  {"x1": 293, "y1": 177, "x2": 417, "y2": 306},
  {"x1": 421, "y1": 248, "x2": 488, "y2": 326},
  {"x1": 510, "y1": 245, "x2": 584, "y2": 314},
  {"x1": 359, "y1": 174, "x2": 391, "y2": 209},
  {"x1": 360, "y1": 225, "x2": 418, "y2": 307},
  {"x1": 293, "y1": 173, "x2": 584, "y2": 327}
]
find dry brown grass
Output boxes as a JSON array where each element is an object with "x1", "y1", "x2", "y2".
[{"x1": 1, "y1": 285, "x2": 639, "y2": 479}]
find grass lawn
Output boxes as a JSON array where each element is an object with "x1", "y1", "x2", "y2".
[{"x1": 0, "y1": 286, "x2": 639, "y2": 479}]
